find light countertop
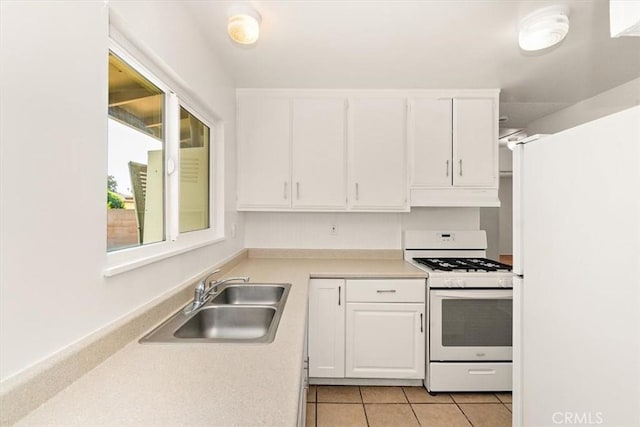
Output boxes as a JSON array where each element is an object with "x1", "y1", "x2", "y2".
[{"x1": 16, "y1": 257, "x2": 425, "y2": 427}]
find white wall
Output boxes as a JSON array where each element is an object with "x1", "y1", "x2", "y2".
[
  {"x1": 479, "y1": 208, "x2": 499, "y2": 260},
  {"x1": 245, "y1": 208, "x2": 479, "y2": 249},
  {"x1": 0, "y1": 1, "x2": 242, "y2": 382},
  {"x1": 498, "y1": 176, "x2": 513, "y2": 254},
  {"x1": 527, "y1": 77, "x2": 640, "y2": 134}
]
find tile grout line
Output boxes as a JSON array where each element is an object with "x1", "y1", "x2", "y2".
[
  {"x1": 500, "y1": 397, "x2": 512, "y2": 413},
  {"x1": 402, "y1": 386, "x2": 424, "y2": 427},
  {"x1": 358, "y1": 386, "x2": 371, "y2": 427},
  {"x1": 452, "y1": 396, "x2": 476, "y2": 427}
]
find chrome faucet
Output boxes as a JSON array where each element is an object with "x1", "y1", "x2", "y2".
[{"x1": 183, "y1": 269, "x2": 250, "y2": 314}]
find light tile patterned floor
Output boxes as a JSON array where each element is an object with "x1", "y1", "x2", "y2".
[{"x1": 306, "y1": 386, "x2": 512, "y2": 427}]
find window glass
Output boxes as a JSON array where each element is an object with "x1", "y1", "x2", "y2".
[
  {"x1": 179, "y1": 107, "x2": 210, "y2": 233},
  {"x1": 107, "y1": 52, "x2": 165, "y2": 251}
]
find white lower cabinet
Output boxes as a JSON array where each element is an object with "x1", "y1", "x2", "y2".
[
  {"x1": 308, "y1": 279, "x2": 345, "y2": 378},
  {"x1": 346, "y1": 303, "x2": 425, "y2": 379},
  {"x1": 308, "y1": 278, "x2": 425, "y2": 381}
]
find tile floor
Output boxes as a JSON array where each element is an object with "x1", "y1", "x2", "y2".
[{"x1": 306, "y1": 385, "x2": 512, "y2": 427}]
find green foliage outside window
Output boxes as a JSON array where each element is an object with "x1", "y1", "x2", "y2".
[{"x1": 107, "y1": 175, "x2": 125, "y2": 209}]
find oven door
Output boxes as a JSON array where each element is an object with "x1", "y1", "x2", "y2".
[{"x1": 430, "y1": 289, "x2": 512, "y2": 361}]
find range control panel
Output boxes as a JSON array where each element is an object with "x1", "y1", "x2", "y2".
[{"x1": 438, "y1": 232, "x2": 455, "y2": 242}]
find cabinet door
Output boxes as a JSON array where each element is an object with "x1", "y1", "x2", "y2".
[
  {"x1": 292, "y1": 98, "x2": 347, "y2": 209},
  {"x1": 346, "y1": 303, "x2": 425, "y2": 379},
  {"x1": 237, "y1": 95, "x2": 291, "y2": 209},
  {"x1": 411, "y1": 98, "x2": 453, "y2": 187},
  {"x1": 349, "y1": 97, "x2": 407, "y2": 210},
  {"x1": 453, "y1": 98, "x2": 497, "y2": 187},
  {"x1": 308, "y1": 279, "x2": 345, "y2": 378}
]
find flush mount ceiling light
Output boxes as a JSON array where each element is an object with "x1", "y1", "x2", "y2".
[
  {"x1": 227, "y1": 4, "x2": 261, "y2": 45},
  {"x1": 519, "y1": 5, "x2": 570, "y2": 51}
]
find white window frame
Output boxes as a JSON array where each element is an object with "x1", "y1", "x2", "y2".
[{"x1": 105, "y1": 39, "x2": 224, "y2": 277}]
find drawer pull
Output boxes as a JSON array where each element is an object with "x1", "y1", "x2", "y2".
[
  {"x1": 468, "y1": 369, "x2": 496, "y2": 375},
  {"x1": 376, "y1": 289, "x2": 397, "y2": 293}
]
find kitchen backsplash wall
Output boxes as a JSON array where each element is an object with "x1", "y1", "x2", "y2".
[{"x1": 245, "y1": 208, "x2": 480, "y2": 249}]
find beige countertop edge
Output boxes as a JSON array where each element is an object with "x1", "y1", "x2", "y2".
[
  {"x1": 1, "y1": 249, "x2": 249, "y2": 427},
  {"x1": 8, "y1": 255, "x2": 424, "y2": 427},
  {"x1": 310, "y1": 272, "x2": 426, "y2": 279}
]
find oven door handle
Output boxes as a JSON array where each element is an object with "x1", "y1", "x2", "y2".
[{"x1": 431, "y1": 290, "x2": 512, "y2": 299}]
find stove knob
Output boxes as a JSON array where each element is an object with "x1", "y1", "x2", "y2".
[
  {"x1": 444, "y1": 279, "x2": 454, "y2": 288},
  {"x1": 456, "y1": 279, "x2": 465, "y2": 288},
  {"x1": 498, "y1": 279, "x2": 510, "y2": 288}
]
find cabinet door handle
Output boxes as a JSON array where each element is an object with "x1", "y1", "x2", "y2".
[
  {"x1": 420, "y1": 313, "x2": 424, "y2": 333},
  {"x1": 459, "y1": 159, "x2": 463, "y2": 176},
  {"x1": 296, "y1": 182, "x2": 300, "y2": 199},
  {"x1": 355, "y1": 183, "x2": 359, "y2": 200},
  {"x1": 446, "y1": 160, "x2": 449, "y2": 177},
  {"x1": 376, "y1": 289, "x2": 397, "y2": 293},
  {"x1": 338, "y1": 286, "x2": 341, "y2": 306},
  {"x1": 284, "y1": 182, "x2": 288, "y2": 200}
]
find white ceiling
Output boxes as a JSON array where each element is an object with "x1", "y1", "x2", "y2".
[{"x1": 185, "y1": 0, "x2": 640, "y2": 128}]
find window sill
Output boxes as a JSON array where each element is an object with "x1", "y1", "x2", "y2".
[{"x1": 104, "y1": 236, "x2": 226, "y2": 277}]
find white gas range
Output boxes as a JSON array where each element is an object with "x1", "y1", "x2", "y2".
[{"x1": 404, "y1": 230, "x2": 513, "y2": 393}]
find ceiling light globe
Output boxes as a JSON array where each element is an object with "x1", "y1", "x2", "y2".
[
  {"x1": 228, "y1": 14, "x2": 260, "y2": 44},
  {"x1": 519, "y1": 6, "x2": 570, "y2": 51}
]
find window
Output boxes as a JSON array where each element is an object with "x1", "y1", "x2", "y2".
[
  {"x1": 179, "y1": 107, "x2": 210, "y2": 233},
  {"x1": 107, "y1": 52, "x2": 166, "y2": 251},
  {"x1": 106, "y1": 41, "x2": 219, "y2": 275}
]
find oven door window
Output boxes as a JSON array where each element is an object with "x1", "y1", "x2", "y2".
[
  {"x1": 430, "y1": 289, "x2": 512, "y2": 361},
  {"x1": 442, "y1": 299, "x2": 512, "y2": 347}
]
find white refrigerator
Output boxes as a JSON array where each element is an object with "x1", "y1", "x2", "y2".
[{"x1": 512, "y1": 106, "x2": 640, "y2": 427}]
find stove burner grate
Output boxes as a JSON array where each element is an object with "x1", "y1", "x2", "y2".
[{"x1": 413, "y1": 257, "x2": 512, "y2": 272}]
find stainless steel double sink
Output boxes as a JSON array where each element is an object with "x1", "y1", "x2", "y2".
[{"x1": 140, "y1": 283, "x2": 291, "y2": 344}]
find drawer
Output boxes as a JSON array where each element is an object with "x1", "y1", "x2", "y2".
[
  {"x1": 346, "y1": 279, "x2": 425, "y2": 303},
  {"x1": 428, "y1": 362, "x2": 512, "y2": 392}
]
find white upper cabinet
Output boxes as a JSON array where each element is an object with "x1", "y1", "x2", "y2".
[
  {"x1": 237, "y1": 95, "x2": 291, "y2": 209},
  {"x1": 409, "y1": 94, "x2": 499, "y2": 207},
  {"x1": 237, "y1": 89, "x2": 499, "y2": 210},
  {"x1": 348, "y1": 97, "x2": 408, "y2": 211},
  {"x1": 292, "y1": 98, "x2": 347, "y2": 209},
  {"x1": 411, "y1": 98, "x2": 453, "y2": 187},
  {"x1": 453, "y1": 98, "x2": 497, "y2": 187}
]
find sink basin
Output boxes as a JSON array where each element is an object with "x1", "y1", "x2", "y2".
[
  {"x1": 139, "y1": 282, "x2": 291, "y2": 344},
  {"x1": 174, "y1": 306, "x2": 276, "y2": 339},
  {"x1": 210, "y1": 285, "x2": 285, "y2": 305}
]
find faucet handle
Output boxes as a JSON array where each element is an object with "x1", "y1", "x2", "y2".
[
  {"x1": 194, "y1": 282, "x2": 206, "y2": 300},
  {"x1": 201, "y1": 269, "x2": 222, "y2": 286}
]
